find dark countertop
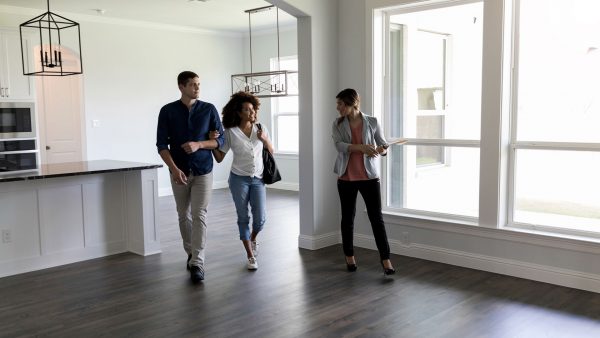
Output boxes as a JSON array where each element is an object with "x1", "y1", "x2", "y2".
[{"x1": 0, "y1": 160, "x2": 162, "y2": 183}]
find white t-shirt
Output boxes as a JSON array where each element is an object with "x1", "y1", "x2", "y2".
[{"x1": 220, "y1": 124, "x2": 269, "y2": 178}]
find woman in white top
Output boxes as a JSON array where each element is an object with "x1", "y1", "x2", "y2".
[{"x1": 211, "y1": 92, "x2": 273, "y2": 270}]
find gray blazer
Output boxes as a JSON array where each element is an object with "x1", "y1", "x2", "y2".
[{"x1": 331, "y1": 112, "x2": 388, "y2": 179}]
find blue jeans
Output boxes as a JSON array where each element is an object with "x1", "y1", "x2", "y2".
[{"x1": 228, "y1": 172, "x2": 266, "y2": 240}]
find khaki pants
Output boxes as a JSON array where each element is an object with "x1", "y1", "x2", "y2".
[{"x1": 171, "y1": 172, "x2": 213, "y2": 268}]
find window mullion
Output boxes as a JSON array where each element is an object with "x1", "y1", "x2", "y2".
[{"x1": 478, "y1": 0, "x2": 511, "y2": 229}]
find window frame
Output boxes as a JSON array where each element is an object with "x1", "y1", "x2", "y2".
[
  {"x1": 415, "y1": 29, "x2": 451, "y2": 168},
  {"x1": 380, "y1": 0, "x2": 482, "y2": 221},
  {"x1": 270, "y1": 55, "x2": 299, "y2": 155},
  {"x1": 505, "y1": 0, "x2": 600, "y2": 238},
  {"x1": 376, "y1": 0, "x2": 600, "y2": 239}
]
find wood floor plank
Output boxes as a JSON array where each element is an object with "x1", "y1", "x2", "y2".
[{"x1": 1, "y1": 189, "x2": 600, "y2": 337}]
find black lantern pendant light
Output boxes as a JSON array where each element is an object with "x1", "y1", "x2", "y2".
[{"x1": 19, "y1": 0, "x2": 83, "y2": 76}]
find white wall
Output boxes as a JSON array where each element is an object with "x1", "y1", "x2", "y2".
[
  {"x1": 0, "y1": 8, "x2": 244, "y2": 196},
  {"x1": 80, "y1": 22, "x2": 243, "y2": 195}
]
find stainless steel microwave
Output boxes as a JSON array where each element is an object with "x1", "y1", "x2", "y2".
[{"x1": 0, "y1": 102, "x2": 36, "y2": 139}]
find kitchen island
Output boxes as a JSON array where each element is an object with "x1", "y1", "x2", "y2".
[{"x1": 0, "y1": 160, "x2": 162, "y2": 277}]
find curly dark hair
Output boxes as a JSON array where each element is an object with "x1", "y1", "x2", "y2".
[{"x1": 221, "y1": 91, "x2": 261, "y2": 128}]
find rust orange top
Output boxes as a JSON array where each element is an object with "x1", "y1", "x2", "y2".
[{"x1": 339, "y1": 120, "x2": 369, "y2": 181}]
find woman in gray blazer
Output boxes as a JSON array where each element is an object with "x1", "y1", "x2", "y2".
[{"x1": 331, "y1": 88, "x2": 395, "y2": 275}]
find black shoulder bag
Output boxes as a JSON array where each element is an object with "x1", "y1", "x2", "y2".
[{"x1": 257, "y1": 123, "x2": 282, "y2": 184}]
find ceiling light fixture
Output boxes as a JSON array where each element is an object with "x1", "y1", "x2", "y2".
[
  {"x1": 231, "y1": 5, "x2": 297, "y2": 98},
  {"x1": 19, "y1": 0, "x2": 83, "y2": 76}
]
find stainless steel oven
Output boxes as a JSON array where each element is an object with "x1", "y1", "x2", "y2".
[
  {"x1": 0, "y1": 139, "x2": 38, "y2": 172},
  {"x1": 0, "y1": 102, "x2": 36, "y2": 139}
]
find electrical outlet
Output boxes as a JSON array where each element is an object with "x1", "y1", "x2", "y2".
[
  {"x1": 400, "y1": 231, "x2": 410, "y2": 245},
  {"x1": 2, "y1": 230, "x2": 11, "y2": 243}
]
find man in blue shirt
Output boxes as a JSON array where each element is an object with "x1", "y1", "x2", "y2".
[{"x1": 156, "y1": 71, "x2": 224, "y2": 283}]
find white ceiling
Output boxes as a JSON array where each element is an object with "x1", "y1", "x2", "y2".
[{"x1": 0, "y1": 0, "x2": 296, "y2": 33}]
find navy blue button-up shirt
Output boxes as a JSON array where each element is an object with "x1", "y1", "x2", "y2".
[{"x1": 156, "y1": 100, "x2": 224, "y2": 176}]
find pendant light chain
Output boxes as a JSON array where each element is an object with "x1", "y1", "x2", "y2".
[{"x1": 276, "y1": 7, "x2": 280, "y2": 72}]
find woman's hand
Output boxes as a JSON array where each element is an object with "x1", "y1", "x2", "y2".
[
  {"x1": 376, "y1": 145, "x2": 388, "y2": 155},
  {"x1": 257, "y1": 127, "x2": 274, "y2": 154},
  {"x1": 361, "y1": 144, "x2": 379, "y2": 157},
  {"x1": 257, "y1": 128, "x2": 267, "y2": 142},
  {"x1": 209, "y1": 130, "x2": 220, "y2": 140}
]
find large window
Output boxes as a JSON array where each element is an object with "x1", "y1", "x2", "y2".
[
  {"x1": 270, "y1": 56, "x2": 299, "y2": 154},
  {"x1": 510, "y1": 0, "x2": 600, "y2": 234},
  {"x1": 385, "y1": 1, "x2": 483, "y2": 218},
  {"x1": 378, "y1": 0, "x2": 600, "y2": 237}
]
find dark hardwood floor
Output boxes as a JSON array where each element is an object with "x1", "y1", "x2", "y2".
[{"x1": 2, "y1": 189, "x2": 600, "y2": 337}]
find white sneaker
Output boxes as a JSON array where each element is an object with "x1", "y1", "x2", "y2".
[
  {"x1": 247, "y1": 257, "x2": 258, "y2": 270},
  {"x1": 251, "y1": 241, "x2": 259, "y2": 257}
]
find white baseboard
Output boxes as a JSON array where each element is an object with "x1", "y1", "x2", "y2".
[
  {"x1": 298, "y1": 231, "x2": 340, "y2": 250},
  {"x1": 354, "y1": 234, "x2": 600, "y2": 293},
  {"x1": 159, "y1": 180, "x2": 298, "y2": 196},
  {"x1": 0, "y1": 241, "x2": 127, "y2": 278},
  {"x1": 267, "y1": 181, "x2": 299, "y2": 191}
]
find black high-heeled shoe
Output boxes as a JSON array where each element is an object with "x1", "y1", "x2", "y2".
[
  {"x1": 381, "y1": 261, "x2": 395, "y2": 276},
  {"x1": 345, "y1": 257, "x2": 357, "y2": 272}
]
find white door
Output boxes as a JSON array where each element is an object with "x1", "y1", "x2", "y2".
[{"x1": 35, "y1": 48, "x2": 85, "y2": 164}]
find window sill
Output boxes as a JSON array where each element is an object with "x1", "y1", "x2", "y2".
[
  {"x1": 274, "y1": 152, "x2": 298, "y2": 160},
  {"x1": 505, "y1": 223, "x2": 600, "y2": 243},
  {"x1": 381, "y1": 211, "x2": 600, "y2": 254},
  {"x1": 382, "y1": 208, "x2": 477, "y2": 225}
]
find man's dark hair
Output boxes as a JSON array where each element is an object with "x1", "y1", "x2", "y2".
[{"x1": 177, "y1": 71, "x2": 199, "y2": 86}]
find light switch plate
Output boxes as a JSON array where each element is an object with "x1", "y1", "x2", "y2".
[{"x1": 1, "y1": 229, "x2": 11, "y2": 243}]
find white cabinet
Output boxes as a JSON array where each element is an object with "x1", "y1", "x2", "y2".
[
  {"x1": 0, "y1": 30, "x2": 34, "y2": 100},
  {"x1": 0, "y1": 167, "x2": 162, "y2": 278}
]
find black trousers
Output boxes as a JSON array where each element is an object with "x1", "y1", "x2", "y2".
[{"x1": 337, "y1": 178, "x2": 391, "y2": 261}]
